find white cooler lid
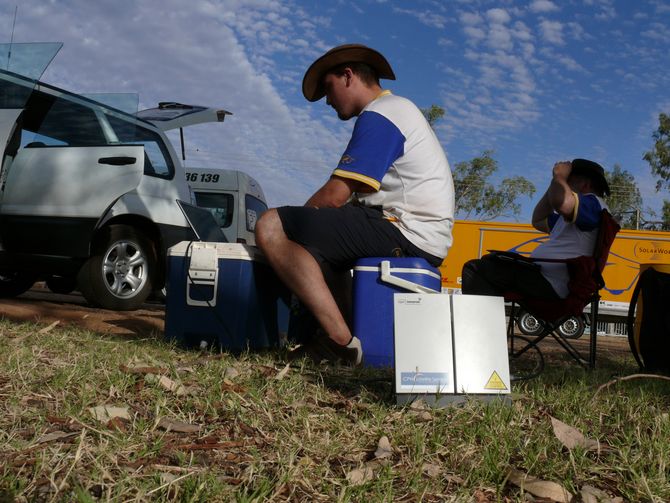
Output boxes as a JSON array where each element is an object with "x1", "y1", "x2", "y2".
[{"x1": 168, "y1": 241, "x2": 266, "y2": 262}]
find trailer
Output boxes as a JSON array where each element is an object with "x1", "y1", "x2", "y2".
[{"x1": 439, "y1": 220, "x2": 670, "y2": 335}]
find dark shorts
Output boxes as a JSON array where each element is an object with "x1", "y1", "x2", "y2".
[
  {"x1": 461, "y1": 253, "x2": 560, "y2": 299},
  {"x1": 276, "y1": 203, "x2": 443, "y2": 270}
]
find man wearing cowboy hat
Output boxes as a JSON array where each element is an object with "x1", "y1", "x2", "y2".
[
  {"x1": 255, "y1": 44, "x2": 455, "y2": 365},
  {"x1": 461, "y1": 158, "x2": 610, "y2": 299}
]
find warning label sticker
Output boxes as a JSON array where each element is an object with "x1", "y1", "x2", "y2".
[{"x1": 484, "y1": 371, "x2": 508, "y2": 391}]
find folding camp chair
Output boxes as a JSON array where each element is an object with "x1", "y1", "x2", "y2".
[{"x1": 502, "y1": 209, "x2": 620, "y2": 378}]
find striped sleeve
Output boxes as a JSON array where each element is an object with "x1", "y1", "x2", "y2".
[{"x1": 332, "y1": 110, "x2": 404, "y2": 191}]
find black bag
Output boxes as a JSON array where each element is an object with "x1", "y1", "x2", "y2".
[{"x1": 627, "y1": 266, "x2": 670, "y2": 373}]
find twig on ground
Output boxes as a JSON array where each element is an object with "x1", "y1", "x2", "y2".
[
  {"x1": 146, "y1": 470, "x2": 197, "y2": 496},
  {"x1": 594, "y1": 373, "x2": 670, "y2": 396}
]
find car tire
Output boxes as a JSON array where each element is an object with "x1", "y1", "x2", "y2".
[
  {"x1": 558, "y1": 316, "x2": 586, "y2": 339},
  {"x1": 517, "y1": 310, "x2": 544, "y2": 336},
  {"x1": 46, "y1": 276, "x2": 77, "y2": 295},
  {"x1": 0, "y1": 272, "x2": 37, "y2": 298},
  {"x1": 78, "y1": 225, "x2": 156, "y2": 311}
]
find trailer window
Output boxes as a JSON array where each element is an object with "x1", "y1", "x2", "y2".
[
  {"x1": 193, "y1": 192, "x2": 234, "y2": 229},
  {"x1": 245, "y1": 195, "x2": 267, "y2": 232}
]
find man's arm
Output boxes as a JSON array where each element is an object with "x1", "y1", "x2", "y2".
[
  {"x1": 531, "y1": 192, "x2": 552, "y2": 233},
  {"x1": 304, "y1": 176, "x2": 372, "y2": 208},
  {"x1": 531, "y1": 161, "x2": 577, "y2": 232}
]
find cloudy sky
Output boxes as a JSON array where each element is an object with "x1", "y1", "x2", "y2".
[{"x1": 2, "y1": 0, "x2": 669, "y2": 221}]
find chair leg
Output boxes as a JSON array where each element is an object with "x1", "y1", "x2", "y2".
[
  {"x1": 507, "y1": 302, "x2": 545, "y2": 380},
  {"x1": 550, "y1": 333, "x2": 590, "y2": 368},
  {"x1": 589, "y1": 297, "x2": 599, "y2": 369}
]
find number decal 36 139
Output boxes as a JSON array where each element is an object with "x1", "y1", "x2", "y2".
[{"x1": 186, "y1": 173, "x2": 220, "y2": 183}]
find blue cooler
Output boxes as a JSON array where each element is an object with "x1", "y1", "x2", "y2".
[
  {"x1": 164, "y1": 241, "x2": 280, "y2": 351},
  {"x1": 353, "y1": 257, "x2": 442, "y2": 367}
]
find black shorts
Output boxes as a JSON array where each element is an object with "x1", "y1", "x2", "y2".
[{"x1": 276, "y1": 203, "x2": 443, "y2": 270}]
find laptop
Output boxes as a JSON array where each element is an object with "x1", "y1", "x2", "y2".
[{"x1": 176, "y1": 200, "x2": 227, "y2": 243}]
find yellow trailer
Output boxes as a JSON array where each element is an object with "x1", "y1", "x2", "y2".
[{"x1": 440, "y1": 220, "x2": 670, "y2": 320}]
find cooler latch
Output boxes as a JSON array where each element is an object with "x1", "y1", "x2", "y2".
[{"x1": 186, "y1": 245, "x2": 219, "y2": 307}]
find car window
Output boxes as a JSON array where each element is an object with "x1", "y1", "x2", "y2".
[
  {"x1": 245, "y1": 194, "x2": 268, "y2": 232},
  {"x1": 0, "y1": 73, "x2": 33, "y2": 109},
  {"x1": 105, "y1": 113, "x2": 174, "y2": 179},
  {"x1": 20, "y1": 90, "x2": 106, "y2": 146},
  {"x1": 193, "y1": 192, "x2": 234, "y2": 229}
]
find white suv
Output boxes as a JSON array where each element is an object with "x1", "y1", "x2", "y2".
[{"x1": 0, "y1": 68, "x2": 228, "y2": 310}]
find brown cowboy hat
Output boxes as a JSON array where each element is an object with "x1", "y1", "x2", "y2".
[
  {"x1": 302, "y1": 43, "x2": 396, "y2": 102},
  {"x1": 571, "y1": 158, "x2": 610, "y2": 196}
]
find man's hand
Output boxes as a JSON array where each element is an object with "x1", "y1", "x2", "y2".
[
  {"x1": 552, "y1": 161, "x2": 572, "y2": 180},
  {"x1": 549, "y1": 160, "x2": 577, "y2": 219},
  {"x1": 298, "y1": 332, "x2": 363, "y2": 366}
]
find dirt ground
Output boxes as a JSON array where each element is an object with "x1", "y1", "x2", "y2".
[
  {"x1": 0, "y1": 283, "x2": 634, "y2": 363},
  {"x1": 0, "y1": 283, "x2": 165, "y2": 339}
]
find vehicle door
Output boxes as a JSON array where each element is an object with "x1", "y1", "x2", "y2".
[{"x1": 0, "y1": 75, "x2": 145, "y2": 258}]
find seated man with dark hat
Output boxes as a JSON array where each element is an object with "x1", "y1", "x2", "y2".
[
  {"x1": 461, "y1": 159, "x2": 611, "y2": 299},
  {"x1": 255, "y1": 44, "x2": 455, "y2": 365}
]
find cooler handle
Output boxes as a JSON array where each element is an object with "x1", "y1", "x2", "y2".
[
  {"x1": 186, "y1": 245, "x2": 219, "y2": 307},
  {"x1": 379, "y1": 260, "x2": 440, "y2": 294}
]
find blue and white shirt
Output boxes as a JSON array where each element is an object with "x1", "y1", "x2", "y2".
[
  {"x1": 531, "y1": 193, "x2": 606, "y2": 297},
  {"x1": 332, "y1": 91, "x2": 455, "y2": 259}
]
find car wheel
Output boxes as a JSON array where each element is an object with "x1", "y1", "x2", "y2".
[
  {"x1": 46, "y1": 276, "x2": 77, "y2": 295},
  {"x1": 78, "y1": 225, "x2": 156, "y2": 310},
  {"x1": 0, "y1": 272, "x2": 36, "y2": 297},
  {"x1": 517, "y1": 310, "x2": 544, "y2": 336},
  {"x1": 558, "y1": 316, "x2": 585, "y2": 339}
]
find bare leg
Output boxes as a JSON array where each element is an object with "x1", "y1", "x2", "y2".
[
  {"x1": 320, "y1": 262, "x2": 352, "y2": 326},
  {"x1": 255, "y1": 209, "x2": 352, "y2": 346}
]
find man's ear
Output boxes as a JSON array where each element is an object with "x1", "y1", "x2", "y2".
[{"x1": 343, "y1": 67, "x2": 354, "y2": 86}]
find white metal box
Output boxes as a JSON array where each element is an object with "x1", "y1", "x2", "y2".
[{"x1": 394, "y1": 293, "x2": 510, "y2": 405}]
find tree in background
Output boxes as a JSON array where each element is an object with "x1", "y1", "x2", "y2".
[
  {"x1": 421, "y1": 104, "x2": 445, "y2": 127},
  {"x1": 453, "y1": 151, "x2": 536, "y2": 220},
  {"x1": 644, "y1": 113, "x2": 670, "y2": 191},
  {"x1": 420, "y1": 105, "x2": 536, "y2": 221},
  {"x1": 661, "y1": 200, "x2": 670, "y2": 231},
  {"x1": 605, "y1": 164, "x2": 643, "y2": 229}
]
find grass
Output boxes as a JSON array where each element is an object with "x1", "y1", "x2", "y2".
[{"x1": 0, "y1": 318, "x2": 669, "y2": 502}]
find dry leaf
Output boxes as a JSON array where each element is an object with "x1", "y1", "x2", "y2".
[
  {"x1": 472, "y1": 488, "x2": 496, "y2": 502},
  {"x1": 274, "y1": 364, "x2": 290, "y2": 381},
  {"x1": 159, "y1": 472, "x2": 179, "y2": 485},
  {"x1": 120, "y1": 365, "x2": 167, "y2": 375},
  {"x1": 581, "y1": 484, "x2": 617, "y2": 503},
  {"x1": 38, "y1": 321, "x2": 60, "y2": 334},
  {"x1": 550, "y1": 416, "x2": 600, "y2": 452},
  {"x1": 36, "y1": 431, "x2": 78, "y2": 443},
  {"x1": 409, "y1": 409, "x2": 433, "y2": 422},
  {"x1": 507, "y1": 468, "x2": 573, "y2": 503},
  {"x1": 346, "y1": 466, "x2": 374, "y2": 486},
  {"x1": 107, "y1": 417, "x2": 129, "y2": 432},
  {"x1": 446, "y1": 473, "x2": 465, "y2": 485},
  {"x1": 223, "y1": 367, "x2": 240, "y2": 379},
  {"x1": 157, "y1": 417, "x2": 201, "y2": 433},
  {"x1": 256, "y1": 365, "x2": 276, "y2": 377},
  {"x1": 422, "y1": 463, "x2": 441, "y2": 478},
  {"x1": 374, "y1": 436, "x2": 393, "y2": 459},
  {"x1": 146, "y1": 374, "x2": 188, "y2": 396},
  {"x1": 89, "y1": 405, "x2": 131, "y2": 423},
  {"x1": 409, "y1": 399, "x2": 430, "y2": 411}
]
